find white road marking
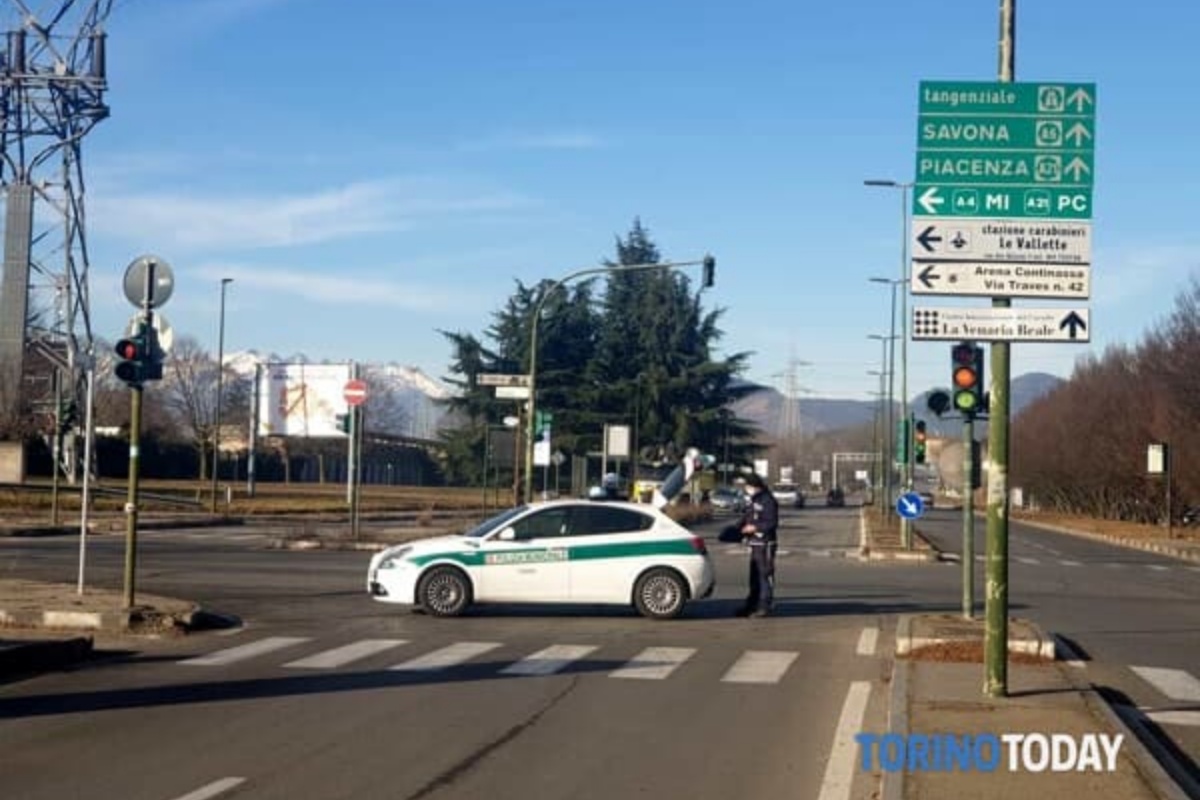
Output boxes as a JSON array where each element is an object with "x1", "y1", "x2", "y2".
[
  {"x1": 1132, "y1": 666, "x2": 1200, "y2": 702},
  {"x1": 856, "y1": 627, "x2": 878, "y2": 657},
  {"x1": 283, "y1": 639, "x2": 407, "y2": 669},
  {"x1": 816, "y1": 681, "x2": 872, "y2": 800},
  {"x1": 1052, "y1": 635, "x2": 1086, "y2": 668},
  {"x1": 500, "y1": 645, "x2": 598, "y2": 676},
  {"x1": 610, "y1": 647, "x2": 696, "y2": 680},
  {"x1": 390, "y1": 642, "x2": 502, "y2": 671},
  {"x1": 1145, "y1": 711, "x2": 1200, "y2": 727},
  {"x1": 1146, "y1": 564, "x2": 1169, "y2": 572},
  {"x1": 1105, "y1": 562, "x2": 1126, "y2": 568},
  {"x1": 1059, "y1": 559, "x2": 1082, "y2": 567},
  {"x1": 1016, "y1": 557, "x2": 1040, "y2": 565},
  {"x1": 168, "y1": 777, "x2": 246, "y2": 800},
  {"x1": 720, "y1": 651, "x2": 798, "y2": 684},
  {"x1": 179, "y1": 636, "x2": 310, "y2": 667}
]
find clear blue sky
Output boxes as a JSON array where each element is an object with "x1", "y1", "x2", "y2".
[{"x1": 67, "y1": 0, "x2": 1200, "y2": 401}]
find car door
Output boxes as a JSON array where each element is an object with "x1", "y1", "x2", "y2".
[
  {"x1": 476, "y1": 506, "x2": 571, "y2": 602},
  {"x1": 564, "y1": 505, "x2": 656, "y2": 602}
]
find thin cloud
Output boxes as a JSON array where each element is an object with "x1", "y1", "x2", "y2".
[
  {"x1": 193, "y1": 263, "x2": 473, "y2": 312},
  {"x1": 457, "y1": 131, "x2": 607, "y2": 153},
  {"x1": 91, "y1": 179, "x2": 532, "y2": 250},
  {"x1": 1093, "y1": 241, "x2": 1200, "y2": 307}
]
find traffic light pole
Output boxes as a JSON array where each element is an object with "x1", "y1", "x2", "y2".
[
  {"x1": 123, "y1": 381, "x2": 143, "y2": 610},
  {"x1": 962, "y1": 416, "x2": 975, "y2": 619}
]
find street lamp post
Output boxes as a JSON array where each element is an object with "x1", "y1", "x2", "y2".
[
  {"x1": 525, "y1": 256, "x2": 714, "y2": 503},
  {"x1": 867, "y1": 333, "x2": 895, "y2": 508},
  {"x1": 210, "y1": 277, "x2": 233, "y2": 513},
  {"x1": 866, "y1": 178, "x2": 914, "y2": 547}
]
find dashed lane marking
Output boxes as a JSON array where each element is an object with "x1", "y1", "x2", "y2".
[
  {"x1": 816, "y1": 681, "x2": 872, "y2": 800},
  {"x1": 168, "y1": 777, "x2": 246, "y2": 800},
  {"x1": 856, "y1": 627, "x2": 878, "y2": 657}
]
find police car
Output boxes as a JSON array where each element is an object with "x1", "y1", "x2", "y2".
[{"x1": 367, "y1": 499, "x2": 715, "y2": 619}]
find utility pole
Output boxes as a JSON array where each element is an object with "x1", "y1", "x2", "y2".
[{"x1": 0, "y1": 2, "x2": 112, "y2": 481}]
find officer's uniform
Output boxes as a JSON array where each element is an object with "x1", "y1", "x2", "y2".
[{"x1": 738, "y1": 482, "x2": 779, "y2": 616}]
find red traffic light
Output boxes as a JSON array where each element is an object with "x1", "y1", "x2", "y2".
[{"x1": 115, "y1": 338, "x2": 140, "y2": 360}]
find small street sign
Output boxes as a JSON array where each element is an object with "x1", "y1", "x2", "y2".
[
  {"x1": 896, "y1": 492, "x2": 925, "y2": 520},
  {"x1": 911, "y1": 262, "x2": 1089, "y2": 299},
  {"x1": 477, "y1": 373, "x2": 531, "y2": 387},
  {"x1": 495, "y1": 385, "x2": 530, "y2": 400},
  {"x1": 912, "y1": 306, "x2": 1090, "y2": 343},
  {"x1": 343, "y1": 379, "x2": 368, "y2": 407},
  {"x1": 911, "y1": 219, "x2": 1090, "y2": 265}
]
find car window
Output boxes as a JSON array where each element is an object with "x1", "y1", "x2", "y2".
[
  {"x1": 464, "y1": 505, "x2": 527, "y2": 538},
  {"x1": 567, "y1": 505, "x2": 654, "y2": 537},
  {"x1": 508, "y1": 508, "x2": 571, "y2": 541}
]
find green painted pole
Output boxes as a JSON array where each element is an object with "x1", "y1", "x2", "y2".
[
  {"x1": 984, "y1": 0, "x2": 1016, "y2": 699},
  {"x1": 123, "y1": 383, "x2": 142, "y2": 610},
  {"x1": 963, "y1": 418, "x2": 974, "y2": 619}
]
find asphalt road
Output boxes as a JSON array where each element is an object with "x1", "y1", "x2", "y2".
[
  {"x1": 0, "y1": 505, "x2": 895, "y2": 800},
  {"x1": 913, "y1": 506, "x2": 1200, "y2": 778}
]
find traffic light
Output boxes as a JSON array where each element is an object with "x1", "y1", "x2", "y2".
[
  {"x1": 701, "y1": 254, "x2": 716, "y2": 289},
  {"x1": 114, "y1": 327, "x2": 150, "y2": 387},
  {"x1": 336, "y1": 413, "x2": 351, "y2": 434},
  {"x1": 914, "y1": 420, "x2": 927, "y2": 464},
  {"x1": 951, "y1": 342, "x2": 985, "y2": 417},
  {"x1": 926, "y1": 389, "x2": 951, "y2": 417}
]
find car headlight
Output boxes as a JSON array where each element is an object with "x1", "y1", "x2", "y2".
[{"x1": 377, "y1": 546, "x2": 413, "y2": 570}]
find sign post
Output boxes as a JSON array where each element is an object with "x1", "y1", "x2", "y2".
[
  {"x1": 913, "y1": 76, "x2": 1098, "y2": 698},
  {"x1": 343, "y1": 376, "x2": 367, "y2": 539}
]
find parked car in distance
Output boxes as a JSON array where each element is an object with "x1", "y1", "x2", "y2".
[
  {"x1": 710, "y1": 486, "x2": 746, "y2": 513},
  {"x1": 773, "y1": 482, "x2": 805, "y2": 508},
  {"x1": 826, "y1": 487, "x2": 846, "y2": 507},
  {"x1": 918, "y1": 491, "x2": 935, "y2": 508}
]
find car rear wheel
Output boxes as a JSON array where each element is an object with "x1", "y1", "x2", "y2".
[
  {"x1": 633, "y1": 568, "x2": 688, "y2": 620},
  {"x1": 417, "y1": 566, "x2": 472, "y2": 617}
]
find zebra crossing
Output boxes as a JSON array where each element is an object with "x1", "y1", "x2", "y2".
[
  {"x1": 176, "y1": 632, "x2": 866, "y2": 685},
  {"x1": 1131, "y1": 666, "x2": 1200, "y2": 729}
]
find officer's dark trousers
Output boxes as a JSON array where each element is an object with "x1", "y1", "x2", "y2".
[{"x1": 745, "y1": 542, "x2": 777, "y2": 611}]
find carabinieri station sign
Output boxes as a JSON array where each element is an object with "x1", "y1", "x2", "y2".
[{"x1": 911, "y1": 80, "x2": 1097, "y2": 337}]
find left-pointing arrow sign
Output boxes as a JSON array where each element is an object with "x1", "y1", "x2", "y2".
[{"x1": 916, "y1": 226, "x2": 943, "y2": 253}]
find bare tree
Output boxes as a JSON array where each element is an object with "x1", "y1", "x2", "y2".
[{"x1": 159, "y1": 335, "x2": 218, "y2": 478}]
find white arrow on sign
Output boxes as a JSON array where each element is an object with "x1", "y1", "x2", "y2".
[{"x1": 917, "y1": 186, "x2": 944, "y2": 215}]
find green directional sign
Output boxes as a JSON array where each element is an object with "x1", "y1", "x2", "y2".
[{"x1": 915, "y1": 81, "x2": 1096, "y2": 220}]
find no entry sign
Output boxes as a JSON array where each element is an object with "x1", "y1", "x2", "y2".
[{"x1": 343, "y1": 379, "x2": 368, "y2": 407}]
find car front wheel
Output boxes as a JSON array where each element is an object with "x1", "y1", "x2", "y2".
[
  {"x1": 633, "y1": 568, "x2": 688, "y2": 620},
  {"x1": 417, "y1": 566, "x2": 472, "y2": 617}
]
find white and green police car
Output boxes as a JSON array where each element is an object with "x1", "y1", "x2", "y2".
[{"x1": 367, "y1": 499, "x2": 715, "y2": 619}]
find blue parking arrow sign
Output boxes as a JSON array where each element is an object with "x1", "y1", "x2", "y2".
[{"x1": 896, "y1": 492, "x2": 925, "y2": 519}]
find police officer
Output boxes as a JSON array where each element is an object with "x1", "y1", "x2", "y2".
[{"x1": 736, "y1": 472, "x2": 779, "y2": 617}]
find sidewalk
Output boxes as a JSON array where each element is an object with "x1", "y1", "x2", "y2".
[{"x1": 886, "y1": 614, "x2": 1194, "y2": 800}]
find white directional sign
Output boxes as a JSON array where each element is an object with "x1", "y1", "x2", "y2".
[
  {"x1": 911, "y1": 261, "x2": 1090, "y2": 299},
  {"x1": 495, "y1": 385, "x2": 531, "y2": 400},
  {"x1": 912, "y1": 219, "x2": 1091, "y2": 265},
  {"x1": 478, "y1": 373, "x2": 531, "y2": 387},
  {"x1": 912, "y1": 306, "x2": 1090, "y2": 343}
]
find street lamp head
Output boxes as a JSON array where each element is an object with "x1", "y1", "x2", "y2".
[
  {"x1": 221, "y1": 277, "x2": 233, "y2": 286},
  {"x1": 869, "y1": 276, "x2": 900, "y2": 285},
  {"x1": 863, "y1": 179, "x2": 898, "y2": 187}
]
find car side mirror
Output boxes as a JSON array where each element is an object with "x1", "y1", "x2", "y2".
[{"x1": 498, "y1": 527, "x2": 516, "y2": 541}]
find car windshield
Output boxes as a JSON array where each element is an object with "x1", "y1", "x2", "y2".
[{"x1": 462, "y1": 505, "x2": 528, "y2": 538}]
